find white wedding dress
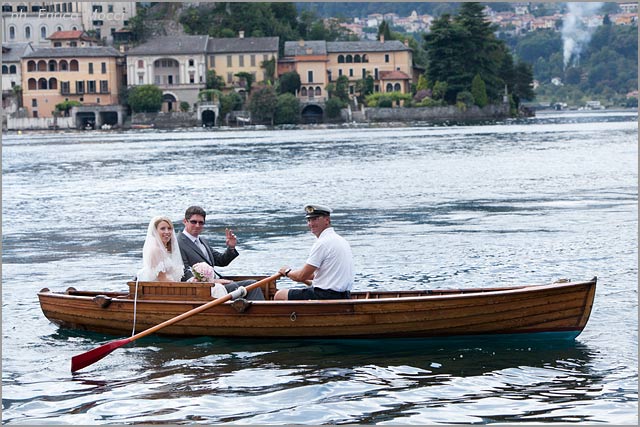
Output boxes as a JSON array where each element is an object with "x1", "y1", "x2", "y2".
[{"x1": 137, "y1": 216, "x2": 184, "y2": 282}]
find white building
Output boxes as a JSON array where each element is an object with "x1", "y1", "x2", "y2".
[
  {"x1": 2, "y1": 42, "x2": 35, "y2": 113},
  {"x1": 1, "y1": 2, "x2": 136, "y2": 45},
  {"x1": 126, "y1": 35, "x2": 208, "y2": 112}
]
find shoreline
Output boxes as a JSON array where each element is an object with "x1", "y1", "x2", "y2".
[{"x1": 2, "y1": 108, "x2": 636, "y2": 135}]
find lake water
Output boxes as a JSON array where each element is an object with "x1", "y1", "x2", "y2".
[{"x1": 2, "y1": 110, "x2": 638, "y2": 424}]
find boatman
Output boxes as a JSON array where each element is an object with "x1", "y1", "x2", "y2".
[{"x1": 275, "y1": 204, "x2": 354, "y2": 300}]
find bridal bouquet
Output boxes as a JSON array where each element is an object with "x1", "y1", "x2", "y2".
[{"x1": 191, "y1": 262, "x2": 215, "y2": 282}]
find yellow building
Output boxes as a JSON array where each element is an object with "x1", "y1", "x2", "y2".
[
  {"x1": 21, "y1": 46, "x2": 123, "y2": 118},
  {"x1": 206, "y1": 33, "x2": 279, "y2": 96},
  {"x1": 282, "y1": 38, "x2": 414, "y2": 103}
]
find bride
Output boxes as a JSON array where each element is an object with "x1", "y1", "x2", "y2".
[{"x1": 137, "y1": 216, "x2": 184, "y2": 282}]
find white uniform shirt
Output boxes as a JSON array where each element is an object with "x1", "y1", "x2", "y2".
[{"x1": 306, "y1": 227, "x2": 354, "y2": 292}]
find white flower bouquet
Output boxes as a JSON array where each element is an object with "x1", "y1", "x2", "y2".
[{"x1": 191, "y1": 262, "x2": 215, "y2": 282}]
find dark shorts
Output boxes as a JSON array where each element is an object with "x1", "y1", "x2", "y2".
[{"x1": 288, "y1": 286, "x2": 351, "y2": 300}]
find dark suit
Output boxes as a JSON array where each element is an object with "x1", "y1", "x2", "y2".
[{"x1": 178, "y1": 231, "x2": 264, "y2": 300}]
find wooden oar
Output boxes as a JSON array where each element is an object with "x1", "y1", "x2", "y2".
[{"x1": 71, "y1": 273, "x2": 282, "y2": 373}]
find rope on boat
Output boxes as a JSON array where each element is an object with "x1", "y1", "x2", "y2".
[{"x1": 131, "y1": 277, "x2": 140, "y2": 336}]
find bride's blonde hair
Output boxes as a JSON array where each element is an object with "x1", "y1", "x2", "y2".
[{"x1": 154, "y1": 216, "x2": 175, "y2": 252}]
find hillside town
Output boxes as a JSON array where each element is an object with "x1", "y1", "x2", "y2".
[{"x1": 2, "y1": 2, "x2": 638, "y2": 130}]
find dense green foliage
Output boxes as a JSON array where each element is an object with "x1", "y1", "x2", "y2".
[
  {"x1": 278, "y1": 71, "x2": 301, "y2": 95},
  {"x1": 205, "y1": 70, "x2": 225, "y2": 90},
  {"x1": 423, "y1": 3, "x2": 533, "y2": 108},
  {"x1": 220, "y1": 92, "x2": 244, "y2": 118},
  {"x1": 325, "y1": 98, "x2": 346, "y2": 118},
  {"x1": 274, "y1": 93, "x2": 301, "y2": 124},
  {"x1": 179, "y1": 2, "x2": 354, "y2": 52},
  {"x1": 471, "y1": 74, "x2": 488, "y2": 107},
  {"x1": 55, "y1": 100, "x2": 82, "y2": 116},
  {"x1": 128, "y1": 85, "x2": 163, "y2": 113},
  {"x1": 501, "y1": 18, "x2": 637, "y2": 105},
  {"x1": 248, "y1": 86, "x2": 278, "y2": 124}
]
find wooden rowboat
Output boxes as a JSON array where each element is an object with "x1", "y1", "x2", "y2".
[{"x1": 38, "y1": 276, "x2": 597, "y2": 341}]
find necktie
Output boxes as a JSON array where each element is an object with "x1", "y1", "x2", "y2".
[{"x1": 195, "y1": 238, "x2": 211, "y2": 263}]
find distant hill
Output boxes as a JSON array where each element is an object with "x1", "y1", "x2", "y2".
[{"x1": 294, "y1": 2, "x2": 461, "y2": 19}]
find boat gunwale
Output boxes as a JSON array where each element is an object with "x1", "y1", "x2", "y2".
[{"x1": 38, "y1": 279, "x2": 597, "y2": 306}]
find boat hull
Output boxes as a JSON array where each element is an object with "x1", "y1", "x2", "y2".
[{"x1": 38, "y1": 277, "x2": 596, "y2": 340}]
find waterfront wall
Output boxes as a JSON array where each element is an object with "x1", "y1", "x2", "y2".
[
  {"x1": 131, "y1": 112, "x2": 199, "y2": 128},
  {"x1": 6, "y1": 116, "x2": 74, "y2": 130},
  {"x1": 364, "y1": 104, "x2": 509, "y2": 122}
]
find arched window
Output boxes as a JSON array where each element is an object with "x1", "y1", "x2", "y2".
[
  {"x1": 337, "y1": 55, "x2": 345, "y2": 64},
  {"x1": 38, "y1": 77, "x2": 48, "y2": 89},
  {"x1": 28, "y1": 78, "x2": 37, "y2": 90},
  {"x1": 56, "y1": 26, "x2": 62, "y2": 32},
  {"x1": 362, "y1": 54, "x2": 368, "y2": 63},
  {"x1": 308, "y1": 86, "x2": 314, "y2": 98},
  {"x1": 394, "y1": 83, "x2": 401, "y2": 92},
  {"x1": 346, "y1": 55, "x2": 353, "y2": 63},
  {"x1": 354, "y1": 55, "x2": 362, "y2": 63},
  {"x1": 69, "y1": 60, "x2": 79, "y2": 71},
  {"x1": 59, "y1": 60, "x2": 68, "y2": 71},
  {"x1": 137, "y1": 59, "x2": 144, "y2": 68},
  {"x1": 40, "y1": 26, "x2": 47, "y2": 39},
  {"x1": 300, "y1": 87, "x2": 307, "y2": 97},
  {"x1": 48, "y1": 78, "x2": 58, "y2": 90},
  {"x1": 37, "y1": 60, "x2": 47, "y2": 71},
  {"x1": 48, "y1": 60, "x2": 57, "y2": 71},
  {"x1": 2, "y1": 65, "x2": 8, "y2": 74},
  {"x1": 9, "y1": 26, "x2": 15, "y2": 39},
  {"x1": 9, "y1": 65, "x2": 17, "y2": 74},
  {"x1": 386, "y1": 83, "x2": 393, "y2": 92},
  {"x1": 27, "y1": 60, "x2": 36, "y2": 72},
  {"x1": 25, "y1": 26, "x2": 31, "y2": 39},
  {"x1": 315, "y1": 87, "x2": 321, "y2": 96}
]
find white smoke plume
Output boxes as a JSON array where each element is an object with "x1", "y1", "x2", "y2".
[{"x1": 561, "y1": 2, "x2": 603, "y2": 68}]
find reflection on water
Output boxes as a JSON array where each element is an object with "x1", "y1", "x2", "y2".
[{"x1": 2, "y1": 110, "x2": 637, "y2": 424}]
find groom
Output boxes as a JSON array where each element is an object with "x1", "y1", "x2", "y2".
[{"x1": 178, "y1": 205, "x2": 265, "y2": 300}]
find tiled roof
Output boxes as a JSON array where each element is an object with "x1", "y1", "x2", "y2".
[
  {"x1": 283, "y1": 41, "x2": 327, "y2": 56},
  {"x1": 48, "y1": 30, "x2": 93, "y2": 40},
  {"x1": 207, "y1": 36, "x2": 279, "y2": 53},
  {"x1": 379, "y1": 70, "x2": 411, "y2": 80},
  {"x1": 23, "y1": 46, "x2": 122, "y2": 58},
  {"x1": 127, "y1": 35, "x2": 209, "y2": 55},
  {"x1": 2, "y1": 42, "x2": 34, "y2": 62},
  {"x1": 326, "y1": 40, "x2": 411, "y2": 53}
]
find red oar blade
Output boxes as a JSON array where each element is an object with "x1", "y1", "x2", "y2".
[{"x1": 71, "y1": 338, "x2": 132, "y2": 373}]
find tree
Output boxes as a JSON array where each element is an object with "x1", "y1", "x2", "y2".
[
  {"x1": 378, "y1": 20, "x2": 392, "y2": 41},
  {"x1": 274, "y1": 93, "x2": 300, "y2": 124},
  {"x1": 248, "y1": 86, "x2": 277, "y2": 125},
  {"x1": 278, "y1": 71, "x2": 301, "y2": 95},
  {"x1": 261, "y1": 57, "x2": 276, "y2": 84},
  {"x1": 179, "y1": 101, "x2": 190, "y2": 112},
  {"x1": 220, "y1": 92, "x2": 243, "y2": 118},
  {"x1": 11, "y1": 84, "x2": 23, "y2": 109},
  {"x1": 513, "y1": 61, "x2": 535, "y2": 106},
  {"x1": 55, "y1": 100, "x2": 82, "y2": 116},
  {"x1": 325, "y1": 98, "x2": 346, "y2": 119},
  {"x1": 234, "y1": 72, "x2": 255, "y2": 94},
  {"x1": 453, "y1": 2, "x2": 503, "y2": 101},
  {"x1": 416, "y1": 74, "x2": 429, "y2": 92},
  {"x1": 206, "y1": 70, "x2": 225, "y2": 90},
  {"x1": 424, "y1": 14, "x2": 471, "y2": 103},
  {"x1": 471, "y1": 74, "x2": 488, "y2": 107},
  {"x1": 355, "y1": 74, "x2": 374, "y2": 103},
  {"x1": 334, "y1": 75, "x2": 350, "y2": 103},
  {"x1": 127, "y1": 85, "x2": 163, "y2": 113}
]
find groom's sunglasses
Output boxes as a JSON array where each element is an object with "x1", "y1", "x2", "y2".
[{"x1": 188, "y1": 220, "x2": 205, "y2": 225}]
